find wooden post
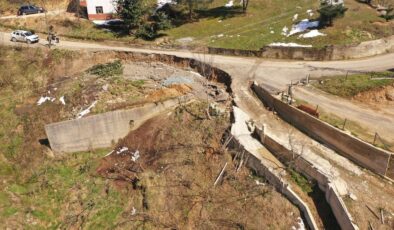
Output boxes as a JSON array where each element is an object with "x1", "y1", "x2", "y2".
[
  {"x1": 342, "y1": 118, "x2": 347, "y2": 130},
  {"x1": 315, "y1": 105, "x2": 319, "y2": 113},
  {"x1": 373, "y1": 132, "x2": 378, "y2": 145},
  {"x1": 345, "y1": 71, "x2": 348, "y2": 80}
]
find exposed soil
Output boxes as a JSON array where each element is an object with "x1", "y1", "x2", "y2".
[
  {"x1": 353, "y1": 84, "x2": 394, "y2": 104},
  {"x1": 96, "y1": 102, "x2": 303, "y2": 229}
]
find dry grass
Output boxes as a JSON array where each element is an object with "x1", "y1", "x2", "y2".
[{"x1": 96, "y1": 102, "x2": 301, "y2": 229}]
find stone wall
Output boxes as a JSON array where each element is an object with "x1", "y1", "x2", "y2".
[
  {"x1": 252, "y1": 83, "x2": 394, "y2": 180},
  {"x1": 45, "y1": 99, "x2": 183, "y2": 153},
  {"x1": 208, "y1": 35, "x2": 394, "y2": 61}
]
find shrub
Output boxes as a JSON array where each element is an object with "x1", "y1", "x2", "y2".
[
  {"x1": 318, "y1": 3, "x2": 347, "y2": 27},
  {"x1": 87, "y1": 60, "x2": 123, "y2": 77}
]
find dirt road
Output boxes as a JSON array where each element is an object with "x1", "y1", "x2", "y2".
[
  {"x1": 293, "y1": 86, "x2": 394, "y2": 142},
  {"x1": 0, "y1": 10, "x2": 65, "y2": 20},
  {"x1": 1, "y1": 30, "x2": 393, "y2": 141},
  {"x1": 0, "y1": 30, "x2": 393, "y2": 91}
]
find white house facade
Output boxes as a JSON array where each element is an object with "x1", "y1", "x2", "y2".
[{"x1": 80, "y1": 0, "x2": 117, "y2": 20}]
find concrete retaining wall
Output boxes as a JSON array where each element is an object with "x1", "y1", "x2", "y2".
[
  {"x1": 230, "y1": 138, "x2": 319, "y2": 230},
  {"x1": 45, "y1": 98, "x2": 183, "y2": 153},
  {"x1": 254, "y1": 128, "x2": 358, "y2": 230},
  {"x1": 208, "y1": 35, "x2": 394, "y2": 61},
  {"x1": 251, "y1": 83, "x2": 394, "y2": 180}
]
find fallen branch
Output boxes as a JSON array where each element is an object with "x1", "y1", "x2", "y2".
[
  {"x1": 366, "y1": 204, "x2": 380, "y2": 220},
  {"x1": 214, "y1": 162, "x2": 228, "y2": 186}
]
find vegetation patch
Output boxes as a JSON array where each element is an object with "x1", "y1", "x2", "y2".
[
  {"x1": 313, "y1": 72, "x2": 394, "y2": 98},
  {"x1": 289, "y1": 169, "x2": 313, "y2": 193},
  {"x1": 87, "y1": 60, "x2": 124, "y2": 77}
]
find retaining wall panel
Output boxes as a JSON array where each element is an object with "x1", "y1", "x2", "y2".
[{"x1": 252, "y1": 84, "x2": 393, "y2": 179}]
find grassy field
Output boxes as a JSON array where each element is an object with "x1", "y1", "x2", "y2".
[
  {"x1": 166, "y1": 0, "x2": 394, "y2": 49},
  {"x1": 313, "y1": 72, "x2": 394, "y2": 98},
  {"x1": 1, "y1": 0, "x2": 392, "y2": 50}
]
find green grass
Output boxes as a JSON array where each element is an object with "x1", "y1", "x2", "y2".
[
  {"x1": 289, "y1": 169, "x2": 313, "y2": 193},
  {"x1": 87, "y1": 60, "x2": 124, "y2": 77},
  {"x1": 0, "y1": 149, "x2": 130, "y2": 228},
  {"x1": 2, "y1": 0, "x2": 392, "y2": 50},
  {"x1": 166, "y1": 0, "x2": 393, "y2": 49},
  {"x1": 313, "y1": 72, "x2": 394, "y2": 98}
]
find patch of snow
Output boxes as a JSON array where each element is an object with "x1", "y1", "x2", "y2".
[
  {"x1": 37, "y1": 96, "x2": 56, "y2": 105},
  {"x1": 218, "y1": 20, "x2": 222, "y2": 23},
  {"x1": 292, "y1": 14, "x2": 298, "y2": 21},
  {"x1": 288, "y1": 19, "x2": 319, "y2": 36},
  {"x1": 59, "y1": 96, "x2": 66, "y2": 105},
  {"x1": 281, "y1": 26, "x2": 289, "y2": 36},
  {"x1": 217, "y1": 33, "x2": 224, "y2": 38},
  {"x1": 131, "y1": 207, "x2": 137, "y2": 215},
  {"x1": 131, "y1": 150, "x2": 140, "y2": 162},
  {"x1": 77, "y1": 101, "x2": 97, "y2": 119},
  {"x1": 270, "y1": 30, "x2": 274, "y2": 34},
  {"x1": 92, "y1": 19, "x2": 123, "y2": 26},
  {"x1": 306, "y1": 9, "x2": 314, "y2": 17},
  {"x1": 299, "y1": 29, "x2": 326, "y2": 38},
  {"x1": 291, "y1": 217, "x2": 306, "y2": 230},
  {"x1": 268, "y1": 42, "x2": 312, "y2": 47},
  {"x1": 225, "y1": 0, "x2": 234, "y2": 7}
]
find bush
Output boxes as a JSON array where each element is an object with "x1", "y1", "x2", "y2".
[
  {"x1": 135, "y1": 24, "x2": 159, "y2": 40},
  {"x1": 87, "y1": 60, "x2": 123, "y2": 77},
  {"x1": 318, "y1": 3, "x2": 347, "y2": 27}
]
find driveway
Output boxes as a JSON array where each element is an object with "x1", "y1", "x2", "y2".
[{"x1": 0, "y1": 10, "x2": 65, "y2": 20}]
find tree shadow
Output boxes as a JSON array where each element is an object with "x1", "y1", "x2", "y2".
[{"x1": 196, "y1": 6, "x2": 244, "y2": 20}]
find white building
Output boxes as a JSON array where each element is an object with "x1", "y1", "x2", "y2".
[{"x1": 80, "y1": 0, "x2": 117, "y2": 20}]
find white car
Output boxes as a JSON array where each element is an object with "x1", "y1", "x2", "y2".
[{"x1": 10, "y1": 30, "x2": 39, "y2": 44}]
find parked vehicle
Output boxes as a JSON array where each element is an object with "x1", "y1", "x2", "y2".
[
  {"x1": 10, "y1": 30, "x2": 39, "y2": 44},
  {"x1": 17, "y1": 5, "x2": 45, "y2": 16}
]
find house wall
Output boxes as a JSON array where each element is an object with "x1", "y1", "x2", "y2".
[{"x1": 86, "y1": 0, "x2": 116, "y2": 20}]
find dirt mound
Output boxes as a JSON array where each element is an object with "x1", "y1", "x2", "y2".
[
  {"x1": 146, "y1": 84, "x2": 192, "y2": 101},
  {"x1": 353, "y1": 84, "x2": 394, "y2": 103},
  {"x1": 96, "y1": 102, "x2": 301, "y2": 229}
]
